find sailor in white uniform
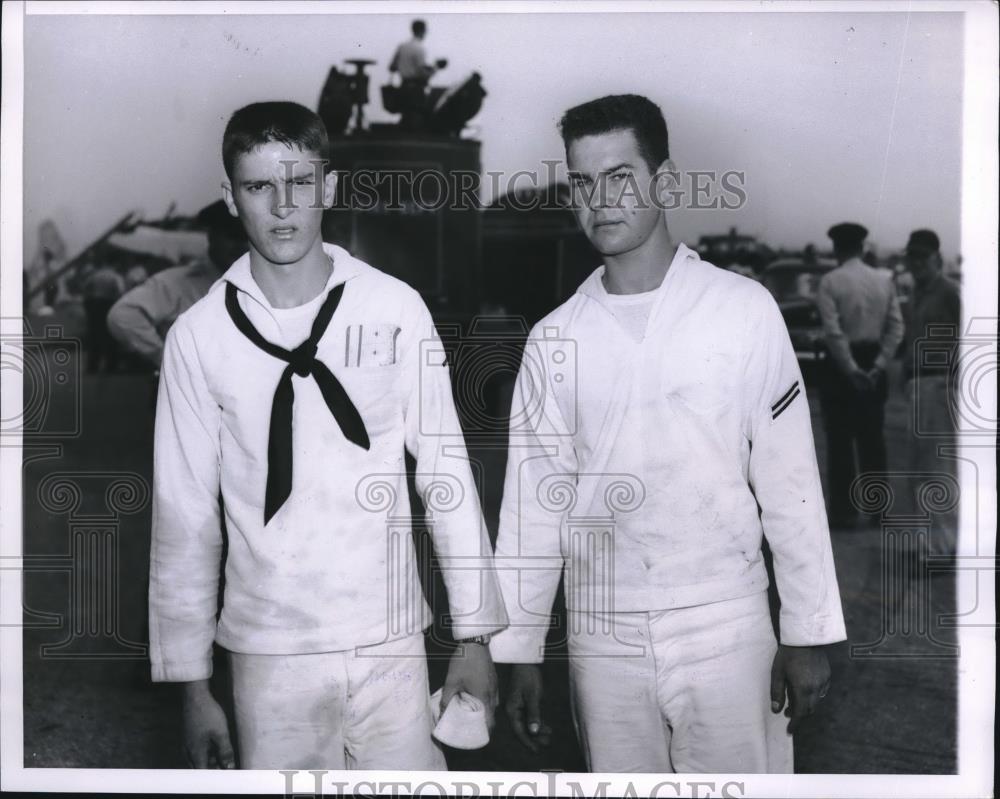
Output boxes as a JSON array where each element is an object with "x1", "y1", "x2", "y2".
[
  {"x1": 490, "y1": 94, "x2": 846, "y2": 773},
  {"x1": 150, "y1": 101, "x2": 507, "y2": 770}
]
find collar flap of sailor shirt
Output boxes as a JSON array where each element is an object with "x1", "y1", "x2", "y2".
[
  {"x1": 555, "y1": 244, "x2": 703, "y2": 472},
  {"x1": 577, "y1": 243, "x2": 700, "y2": 339},
  {"x1": 206, "y1": 244, "x2": 380, "y2": 410},
  {"x1": 221, "y1": 243, "x2": 365, "y2": 319}
]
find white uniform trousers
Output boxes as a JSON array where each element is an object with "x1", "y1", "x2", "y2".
[
  {"x1": 567, "y1": 591, "x2": 793, "y2": 773},
  {"x1": 229, "y1": 632, "x2": 447, "y2": 770}
]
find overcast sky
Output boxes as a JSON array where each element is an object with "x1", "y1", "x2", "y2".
[{"x1": 23, "y1": 8, "x2": 963, "y2": 261}]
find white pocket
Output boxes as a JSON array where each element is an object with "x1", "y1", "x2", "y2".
[{"x1": 343, "y1": 323, "x2": 402, "y2": 367}]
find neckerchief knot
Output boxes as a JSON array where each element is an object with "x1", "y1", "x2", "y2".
[{"x1": 289, "y1": 341, "x2": 318, "y2": 376}]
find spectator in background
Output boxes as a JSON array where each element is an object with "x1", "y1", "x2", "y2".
[
  {"x1": 388, "y1": 19, "x2": 447, "y2": 130},
  {"x1": 26, "y1": 219, "x2": 70, "y2": 314},
  {"x1": 107, "y1": 201, "x2": 247, "y2": 371},
  {"x1": 902, "y1": 229, "x2": 961, "y2": 557},
  {"x1": 389, "y1": 19, "x2": 446, "y2": 86},
  {"x1": 68, "y1": 257, "x2": 95, "y2": 298},
  {"x1": 125, "y1": 262, "x2": 150, "y2": 291},
  {"x1": 82, "y1": 258, "x2": 126, "y2": 373},
  {"x1": 816, "y1": 222, "x2": 904, "y2": 528}
]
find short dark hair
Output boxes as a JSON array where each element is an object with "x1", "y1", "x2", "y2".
[
  {"x1": 412, "y1": 19, "x2": 426, "y2": 36},
  {"x1": 222, "y1": 101, "x2": 329, "y2": 179},
  {"x1": 559, "y1": 94, "x2": 669, "y2": 172}
]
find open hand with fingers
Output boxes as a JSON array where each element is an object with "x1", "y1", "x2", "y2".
[{"x1": 770, "y1": 644, "x2": 832, "y2": 734}]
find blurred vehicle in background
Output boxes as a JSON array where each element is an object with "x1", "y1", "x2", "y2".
[
  {"x1": 761, "y1": 257, "x2": 838, "y2": 363},
  {"x1": 482, "y1": 181, "x2": 602, "y2": 326},
  {"x1": 697, "y1": 227, "x2": 773, "y2": 274},
  {"x1": 723, "y1": 262, "x2": 759, "y2": 280}
]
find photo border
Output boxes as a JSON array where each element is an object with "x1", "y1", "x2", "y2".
[{"x1": 1, "y1": 1, "x2": 995, "y2": 796}]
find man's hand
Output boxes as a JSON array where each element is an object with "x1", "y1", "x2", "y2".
[
  {"x1": 770, "y1": 644, "x2": 832, "y2": 734},
  {"x1": 848, "y1": 367, "x2": 873, "y2": 393},
  {"x1": 866, "y1": 366, "x2": 887, "y2": 396},
  {"x1": 504, "y1": 663, "x2": 552, "y2": 753},
  {"x1": 441, "y1": 643, "x2": 499, "y2": 731},
  {"x1": 182, "y1": 680, "x2": 236, "y2": 768}
]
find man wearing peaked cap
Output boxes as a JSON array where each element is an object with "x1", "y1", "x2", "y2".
[
  {"x1": 827, "y1": 222, "x2": 868, "y2": 254},
  {"x1": 901, "y1": 228, "x2": 961, "y2": 555},
  {"x1": 816, "y1": 221, "x2": 904, "y2": 527}
]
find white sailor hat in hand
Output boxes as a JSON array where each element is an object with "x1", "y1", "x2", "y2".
[{"x1": 429, "y1": 688, "x2": 490, "y2": 750}]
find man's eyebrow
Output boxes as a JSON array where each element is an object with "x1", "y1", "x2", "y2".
[
  {"x1": 567, "y1": 163, "x2": 635, "y2": 179},
  {"x1": 239, "y1": 178, "x2": 271, "y2": 186}
]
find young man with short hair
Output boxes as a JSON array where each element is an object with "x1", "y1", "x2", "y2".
[
  {"x1": 490, "y1": 94, "x2": 846, "y2": 773},
  {"x1": 150, "y1": 101, "x2": 507, "y2": 770},
  {"x1": 901, "y1": 228, "x2": 961, "y2": 553}
]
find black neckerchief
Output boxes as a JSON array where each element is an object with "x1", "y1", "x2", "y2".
[{"x1": 225, "y1": 280, "x2": 370, "y2": 524}]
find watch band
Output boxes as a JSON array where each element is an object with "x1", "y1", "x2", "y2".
[{"x1": 455, "y1": 633, "x2": 492, "y2": 645}]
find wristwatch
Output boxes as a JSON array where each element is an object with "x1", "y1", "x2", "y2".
[{"x1": 455, "y1": 633, "x2": 493, "y2": 646}]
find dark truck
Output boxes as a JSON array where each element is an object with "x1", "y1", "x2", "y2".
[{"x1": 761, "y1": 257, "x2": 838, "y2": 363}]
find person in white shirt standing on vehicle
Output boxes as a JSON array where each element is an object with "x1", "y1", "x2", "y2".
[
  {"x1": 389, "y1": 19, "x2": 446, "y2": 86},
  {"x1": 388, "y1": 19, "x2": 447, "y2": 130},
  {"x1": 489, "y1": 94, "x2": 846, "y2": 773},
  {"x1": 816, "y1": 222, "x2": 904, "y2": 528},
  {"x1": 150, "y1": 101, "x2": 507, "y2": 770}
]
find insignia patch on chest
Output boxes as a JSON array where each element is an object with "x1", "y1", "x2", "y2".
[
  {"x1": 771, "y1": 380, "x2": 801, "y2": 422},
  {"x1": 344, "y1": 323, "x2": 401, "y2": 367}
]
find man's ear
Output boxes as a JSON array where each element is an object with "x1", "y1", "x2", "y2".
[
  {"x1": 221, "y1": 181, "x2": 239, "y2": 218},
  {"x1": 652, "y1": 158, "x2": 681, "y2": 209},
  {"x1": 322, "y1": 169, "x2": 338, "y2": 209}
]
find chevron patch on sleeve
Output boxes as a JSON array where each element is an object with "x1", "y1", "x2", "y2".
[{"x1": 771, "y1": 380, "x2": 801, "y2": 421}]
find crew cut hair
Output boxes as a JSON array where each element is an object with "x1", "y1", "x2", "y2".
[
  {"x1": 222, "y1": 101, "x2": 329, "y2": 179},
  {"x1": 559, "y1": 94, "x2": 670, "y2": 173}
]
